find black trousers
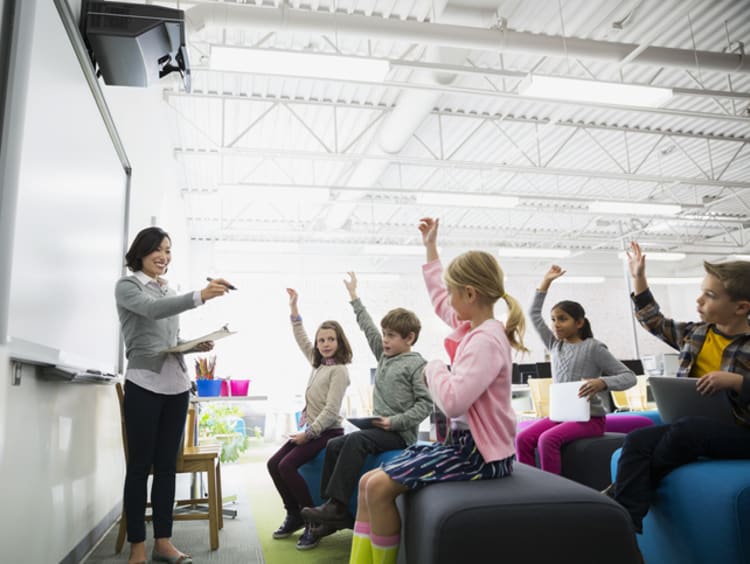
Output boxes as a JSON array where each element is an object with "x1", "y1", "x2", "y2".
[
  {"x1": 614, "y1": 416, "x2": 750, "y2": 532},
  {"x1": 123, "y1": 380, "x2": 189, "y2": 543},
  {"x1": 320, "y1": 428, "x2": 406, "y2": 507}
]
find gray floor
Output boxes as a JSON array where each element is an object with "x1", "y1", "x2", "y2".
[{"x1": 82, "y1": 461, "x2": 265, "y2": 564}]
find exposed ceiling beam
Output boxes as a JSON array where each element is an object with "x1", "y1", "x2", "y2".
[
  {"x1": 173, "y1": 147, "x2": 750, "y2": 190},
  {"x1": 185, "y1": 3, "x2": 750, "y2": 74}
]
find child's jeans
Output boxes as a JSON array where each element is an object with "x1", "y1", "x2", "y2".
[{"x1": 516, "y1": 416, "x2": 606, "y2": 474}]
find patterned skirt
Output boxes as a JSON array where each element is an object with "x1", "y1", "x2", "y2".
[{"x1": 381, "y1": 429, "x2": 514, "y2": 491}]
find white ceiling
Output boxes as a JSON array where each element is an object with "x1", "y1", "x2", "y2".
[{"x1": 143, "y1": 0, "x2": 750, "y2": 275}]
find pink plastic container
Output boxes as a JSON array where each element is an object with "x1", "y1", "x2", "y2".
[
  {"x1": 230, "y1": 379, "x2": 250, "y2": 396},
  {"x1": 220, "y1": 379, "x2": 230, "y2": 396}
]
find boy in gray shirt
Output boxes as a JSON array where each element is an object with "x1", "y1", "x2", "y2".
[{"x1": 300, "y1": 272, "x2": 432, "y2": 544}]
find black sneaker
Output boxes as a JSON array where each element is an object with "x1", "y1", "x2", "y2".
[
  {"x1": 296, "y1": 524, "x2": 321, "y2": 550},
  {"x1": 272, "y1": 513, "x2": 305, "y2": 539}
]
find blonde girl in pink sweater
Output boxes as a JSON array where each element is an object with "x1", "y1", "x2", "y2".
[{"x1": 347, "y1": 217, "x2": 527, "y2": 564}]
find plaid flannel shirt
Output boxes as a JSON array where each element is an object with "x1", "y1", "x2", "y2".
[{"x1": 633, "y1": 289, "x2": 750, "y2": 427}]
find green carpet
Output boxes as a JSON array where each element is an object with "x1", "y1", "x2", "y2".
[{"x1": 244, "y1": 444, "x2": 352, "y2": 564}]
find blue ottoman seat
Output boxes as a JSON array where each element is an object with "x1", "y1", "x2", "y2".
[
  {"x1": 611, "y1": 449, "x2": 750, "y2": 564},
  {"x1": 298, "y1": 446, "x2": 403, "y2": 518}
]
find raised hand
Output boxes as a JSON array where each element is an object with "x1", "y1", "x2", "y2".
[
  {"x1": 625, "y1": 241, "x2": 646, "y2": 280},
  {"x1": 344, "y1": 271, "x2": 358, "y2": 300},
  {"x1": 418, "y1": 217, "x2": 439, "y2": 247},
  {"x1": 286, "y1": 288, "x2": 300, "y2": 317},
  {"x1": 625, "y1": 241, "x2": 648, "y2": 294},
  {"x1": 539, "y1": 264, "x2": 566, "y2": 292}
]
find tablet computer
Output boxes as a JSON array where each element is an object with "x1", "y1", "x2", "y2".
[
  {"x1": 549, "y1": 381, "x2": 591, "y2": 422},
  {"x1": 648, "y1": 376, "x2": 735, "y2": 425},
  {"x1": 347, "y1": 417, "x2": 382, "y2": 430}
]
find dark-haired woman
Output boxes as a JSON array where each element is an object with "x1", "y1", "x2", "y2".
[
  {"x1": 115, "y1": 226, "x2": 232, "y2": 564},
  {"x1": 515, "y1": 264, "x2": 636, "y2": 475}
]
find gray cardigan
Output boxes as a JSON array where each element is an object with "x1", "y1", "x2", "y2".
[
  {"x1": 530, "y1": 290, "x2": 636, "y2": 417},
  {"x1": 115, "y1": 274, "x2": 199, "y2": 373}
]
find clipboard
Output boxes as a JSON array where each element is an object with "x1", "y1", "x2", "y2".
[{"x1": 162, "y1": 324, "x2": 237, "y2": 353}]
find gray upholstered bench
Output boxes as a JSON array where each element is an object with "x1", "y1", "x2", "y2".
[{"x1": 397, "y1": 462, "x2": 640, "y2": 564}]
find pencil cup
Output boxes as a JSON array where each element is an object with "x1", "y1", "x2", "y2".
[
  {"x1": 196, "y1": 379, "x2": 222, "y2": 397},
  {"x1": 230, "y1": 379, "x2": 250, "y2": 396},
  {"x1": 220, "y1": 379, "x2": 230, "y2": 396}
]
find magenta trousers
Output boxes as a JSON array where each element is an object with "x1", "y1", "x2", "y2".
[{"x1": 515, "y1": 416, "x2": 606, "y2": 474}]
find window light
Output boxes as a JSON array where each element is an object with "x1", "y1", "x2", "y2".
[
  {"x1": 617, "y1": 251, "x2": 686, "y2": 262},
  {"x1": 497, "y1": 248, "x2": 571, "y2": 259},
  {"x1": 519, "y1": 75, "x2": 673, "y2": 108},
  {"x1": 210, "y1": 46, "x2": 390, "y2": 82},
  {"x1": 590, "y1": 201, "x2": 682, "y2": 216}
]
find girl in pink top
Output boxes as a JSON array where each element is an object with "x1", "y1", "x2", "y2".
[{"x1": 347, "y1": 217, "x2": 528, "y2": 564}]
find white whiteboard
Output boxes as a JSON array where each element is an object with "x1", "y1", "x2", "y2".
[{"x1": 6, "y1": 0, "x2": 128, "y2": 374}]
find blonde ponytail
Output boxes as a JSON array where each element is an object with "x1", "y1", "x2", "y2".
[{"x1": 501, "y1": 293, "x2": 528, "y2": 353}]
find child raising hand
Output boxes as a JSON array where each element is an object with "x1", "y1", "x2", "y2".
[
  {"x1": 347, "y1": 217, "x2": 527, "y2": 564},
  {"x1": 516, "y1": 264, "x2": 636, "y2": 475}
]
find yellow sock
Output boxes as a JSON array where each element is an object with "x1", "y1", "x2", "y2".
[
  {"x1": 371, "y1": 533, "x2": 400, "y2": 564},
  {"x1": 349, "y1": 522, "x2": 373, "y2": 564}
]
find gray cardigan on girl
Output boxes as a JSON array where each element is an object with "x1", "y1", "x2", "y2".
[{"x1": 530, "y1": 290, "x2": 636, "y2": 417}]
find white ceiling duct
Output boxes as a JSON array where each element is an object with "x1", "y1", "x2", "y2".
[{"x1": 185, "y1": 3, "x2": 750, "y2": 74}]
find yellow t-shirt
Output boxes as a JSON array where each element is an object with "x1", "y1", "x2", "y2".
[{"x1": 691, "y1": 327, "x2": 732, "y2": 378}]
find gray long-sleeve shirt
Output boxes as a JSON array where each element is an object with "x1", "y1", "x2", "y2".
[
  {"x1": 530, "y1": 290, "x2": 636, "y2": 417},
  {"x1": 350, "y1": 298, "x2": 432, "y2": 445}
]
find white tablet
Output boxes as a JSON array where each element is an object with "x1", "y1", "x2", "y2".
[{"x1": 549, "y1": 381, "x2": 591, "y2": 422}]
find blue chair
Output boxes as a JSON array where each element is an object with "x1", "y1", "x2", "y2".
[
  {"x1": 611, "y1": 448, "x2": 750, "y2": 564},
  {"x1": 298, "y1": 446, "x2": 404, "y2": 518}
]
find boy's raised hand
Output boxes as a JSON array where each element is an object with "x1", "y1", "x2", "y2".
[
  {"x1": 344, "y1": 271, "x2": 358, "y2": 300},
  {"x1": 626, "y1": 241, "x2": 646, "y2": 279}
]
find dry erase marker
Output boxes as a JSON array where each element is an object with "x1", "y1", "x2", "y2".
[{"x1": 206, "y1": 277, "x2": 238, "y2": 291}]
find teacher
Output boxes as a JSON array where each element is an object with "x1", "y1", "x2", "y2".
[{"x1": 115, "y1": 226, "x2": 232, "y2": 564}]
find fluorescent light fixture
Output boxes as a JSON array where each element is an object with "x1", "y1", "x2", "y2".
[
  {"x1": 220, "y1": 185, "x2": 330, "y2": 204},
  {"x1": 211, "y1": 46, "x2": 390, "y2": 82},
  {"x1": 363, "y1": 244, "x2": 425, "y2": 256},
  {"x1": 617, "y1": 251, "x2": 686, "y2": 262},
  {"x1": 519, "y1": 75, "x2": 673, "y2": 108},
  {"x1": 215, "y1": 241, "x2": 301, "y2": 254},
  {"x1": 590, "y1": 201, "x2": 682, "y2": 216},
  {"x1": 497, "y1": 247, "x2": 571, "y2": 259},
  {"x1": 648, "y1": 277, "x2": 703, "y2": 285},
  {"x1": 418, "y1": 192, "x2": 519, "y2": 208},
  {"x1": 553, "y1": 276, "x2": 606, "y2": 284}
]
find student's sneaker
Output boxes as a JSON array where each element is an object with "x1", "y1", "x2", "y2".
[
  {"x1": 272, "y1": 513, "x2": 305, "y2": 539},
  {"x1": 296, "y1": 524, "x2": 321, "y2": 550}
]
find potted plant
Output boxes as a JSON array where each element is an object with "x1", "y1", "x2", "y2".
[{"x1": 198, "y1": 403, "x2": 250, "y2": 463}]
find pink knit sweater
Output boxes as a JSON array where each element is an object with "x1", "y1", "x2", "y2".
[{"x1": 422, "y1": 259, "x2": 516, "y2": 462}]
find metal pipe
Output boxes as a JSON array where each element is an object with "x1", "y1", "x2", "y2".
[{"x1": 186, "y1": 4, "x2": 750, "y2": 74}]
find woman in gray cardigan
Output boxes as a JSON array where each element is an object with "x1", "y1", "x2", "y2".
[{"x1": 115, "y1": 226, "x2": 232, "y2": 564}]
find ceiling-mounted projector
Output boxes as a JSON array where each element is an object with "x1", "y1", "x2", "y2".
[{"x1": 80, "y1": 0, "x2": 191, "y2": 91}]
